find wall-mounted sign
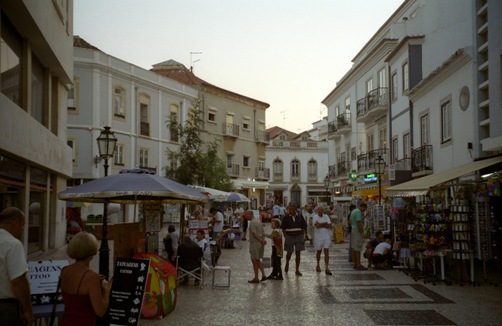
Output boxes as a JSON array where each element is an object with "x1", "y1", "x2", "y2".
[
  {"x1": 363, "y1": 173, "x2": 377, "y2": 183},
  {"x1": 348, "y1": 170, "x2": 358, "y2": 181}
]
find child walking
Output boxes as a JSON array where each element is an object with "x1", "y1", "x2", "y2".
[{"x1": 265, "y1": 218, "x2": 284, "y2": 280}]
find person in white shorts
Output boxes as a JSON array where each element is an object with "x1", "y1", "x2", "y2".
[{"x1": 313, "y1": 206, "x2": 333, "y2": 275}]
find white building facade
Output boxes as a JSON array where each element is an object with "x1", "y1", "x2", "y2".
[
  {"x1": 69, "y1": 38, "x2": 198, "y2": 222},
  {"x1": 266, "y1": 126, "x2": 329, "y2": 208},
  {"x1": 322, "y1": 0, "x2": 500, "y2": 199}
]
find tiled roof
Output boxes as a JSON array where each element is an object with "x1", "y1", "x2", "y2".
[
  {"x1": 266, "y1": 126, "x2": 298, "y2": 140},
  {"x1": 151, "y1": 60, "x2": 212, "y2": 86},
  {"x1": 73, "y1": 36, "x2": 101, "y2": 51},
  {"x1": 151, "y1": 60, "x2": 269, "y2": 108}
]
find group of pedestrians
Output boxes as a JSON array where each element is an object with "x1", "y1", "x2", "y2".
[{"x1": 246, "y1": 203, "x2": 336, "y2": 283}]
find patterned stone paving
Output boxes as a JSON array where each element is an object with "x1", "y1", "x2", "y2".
[{"x1": 32, "y1": 224, "x2": 502, "y2": 325}]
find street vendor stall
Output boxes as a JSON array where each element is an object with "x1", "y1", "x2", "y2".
[{"x1": 385, "y1": 156, "x2": 502, "y2": 285}]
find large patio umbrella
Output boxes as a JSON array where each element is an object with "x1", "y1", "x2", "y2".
[
  {"x1": 189, "y1": 185, "x2": 230, "y2": 202},
  {"x1": 58, "y1": 168, "x2": 208, "y2": 205},
  {"x1": 225, "y1": 192, "x2": 251, "y2": 203}
]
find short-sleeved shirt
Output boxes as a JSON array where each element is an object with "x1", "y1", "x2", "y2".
[
  {"x1": 212, "y1": 211, "x2": 224, "y2": 233},
  {"x1": 312, "y1": 213, "x2": 332, "y2": 241},
  {"x1": 272, "y1": 205, "x2": 280, "y2": 216},
  {"x1": 373, "y1": 242, "x2": 391, "y2": 255},
  {"x1": 350, "y1": 208, "x2": 363, "y2": 232},
  {"x1": 249, "y1": 218, "x2": 264, "y2": 259},
  {"x1": 0, "y1": 229, "x2": 28, "y2": 299}
]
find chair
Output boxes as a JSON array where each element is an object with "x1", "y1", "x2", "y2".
[{"x1": 176, "y1": 244, "x2": 204, "y2": 287}]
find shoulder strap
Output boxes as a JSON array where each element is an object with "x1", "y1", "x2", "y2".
[{"x1": 76, "y1": 269, "x2": 91, "y2": 292}]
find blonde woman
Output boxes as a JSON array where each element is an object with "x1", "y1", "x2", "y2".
[{"x1": 60, "y1": 232, "x2": 110, "y2": 325}]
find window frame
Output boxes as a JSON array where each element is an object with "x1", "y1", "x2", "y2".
[
  {"x1": 113, "y1": 86, "x2": 126, "y2": 118},
  {"x1": 391, "y1": 71, "x2": 398, "y2": 101},
  {"x1": 114, "y1": 143, "x2": 125, "y2": 166},
  {"x1": 402, "y1": 61, "x2": 409, "y2": 93},
  {"x1": 139, "y1": 147, "x2": 149, "y2": 168},
  {"x1": 440, "y1": 99, "x2": 452, "y2": 143}
]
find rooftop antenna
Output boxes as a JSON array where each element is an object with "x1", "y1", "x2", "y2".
[
  {"x1": 280, "y1": 110, "x2": 288, "y2": 129},
  {"x1": 190, "y1": 51, "x2": 202, "y2": 72}
]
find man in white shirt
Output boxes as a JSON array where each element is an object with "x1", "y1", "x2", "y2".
[
  {"x1": 0, "y1": 207, "x2": 33, "y2": 326},
  {"x1": 313, "y1": 206, "x2": 333, "y2": 275},
  {"x1": 209, "y1": 207, "x2": 224, "y2": 238},
  {"x1": 372, "y1": 240, "x2": 392, "y2": 269}
]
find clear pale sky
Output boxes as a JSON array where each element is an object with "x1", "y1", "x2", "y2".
[{"x1": 74, "y1": 0, "x2": 403, "y2": 133}]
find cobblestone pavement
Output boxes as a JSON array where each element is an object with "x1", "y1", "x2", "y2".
[{"x1": 31, "y1": 224, "x2": 502, "y2": 326}]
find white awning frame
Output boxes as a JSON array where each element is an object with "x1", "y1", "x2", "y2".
[{"x1": 385, "y1": 156, "x2": 502, "y2": 197}]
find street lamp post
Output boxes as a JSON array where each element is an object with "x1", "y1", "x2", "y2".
[
  {"x1": 96, "y1": 126, "x2": 117, "y2": 279},
  {"x1": 374, "y1": 155, "x2": 386, "y2": 205}
]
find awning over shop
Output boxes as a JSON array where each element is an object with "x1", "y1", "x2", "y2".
[
  {"x1": 385, "y1": 156, "x2": 502, "y2": 197},
  {"x1": 352, "y1": 186, "x2": 388, "y2": 197}
]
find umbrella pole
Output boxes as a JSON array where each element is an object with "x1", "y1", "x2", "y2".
[{"x1": 99, "y1": 201, "x2": 110, "y2": 280}]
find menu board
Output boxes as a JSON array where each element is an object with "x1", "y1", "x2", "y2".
[{"x1": 109, "y1": 257, "x2": 150, "y2": 326}]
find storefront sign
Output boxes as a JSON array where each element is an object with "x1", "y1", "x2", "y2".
[
  {"x1": 363, "y1": 173, "x2": 378, "y2": 183},
  {"x1": 349, "y1": 170, "x2": 358, "y2": 181},
  {"x1": 108, "y1": 257, "x2": 150, "y2": 326},
  {"x1": 28, "y1": 260, "x2": 69, "y2": 305}
]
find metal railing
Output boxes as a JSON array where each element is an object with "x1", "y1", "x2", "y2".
[
  {"x1": 222, "y1": 123, "x2": 240, "y2": 137},
  {"x1": 227, "y1": 164, "x2": 240, "y2": 176},
  {"x1": 412, "y1": 145, "x2": 433, "y2": 173},
  {"x1": 255, "y1": 167, "x2": 270, "y2": 179}
]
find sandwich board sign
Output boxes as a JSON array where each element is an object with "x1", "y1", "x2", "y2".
[{"x1": 108, "y1": 257, "x2": 150, "y2": 326}]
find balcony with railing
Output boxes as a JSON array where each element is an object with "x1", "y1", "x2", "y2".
[
  {"x1": 273, "y1": 172, "x2": 283, "y2": 182},
  {"x1": 394, "y1": 157, "x2": 412, "y2": 171},
  {"x1": 329, "y1": 164, "x2": 337, "y2": 179},
  {"x1": 269, "y1": 140, "x2": 328, "y2": 149},
  {"x1": 222, "y1": 123, "x2": 240, "y2": 137},
  {"x1": 412, "y1": 145, "x2": 433, "y2": 176},
  {"x1": 227, "y1": 164, "x2": 240, "y2": 177},
  {"x1": 336, "y1": 112, "x2": 351, "y2": 134},
  {"x1": 357, "y1": 148, "x2": 389, "y2": 173},
  {"x1": 255, "y1": 167, "x2": 270, "y2": 180},
  {"x1": 336, "y1": 160, "x2": 350, "y2": 179},
  {"x1": 327, "y1": 121, "x2": 337, "y2": 138},
  {"x1": 356, "y1": 87, "x2": 389, "y2": 123},
  {"x1": 255, "y1": 130, "x2": 269, "y2": 143}
]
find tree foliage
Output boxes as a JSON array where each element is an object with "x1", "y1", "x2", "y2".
[{"x1": 164, "y1": 104, "x2": 233, "y2": 192}]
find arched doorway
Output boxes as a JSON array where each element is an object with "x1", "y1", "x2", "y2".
[{"x1": 290, "y1": 184, "x2": 301, "y2": 207}]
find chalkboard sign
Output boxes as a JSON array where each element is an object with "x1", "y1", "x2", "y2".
[{"x1": 108, "y1": 257, "x2": 150, "y2": 326}]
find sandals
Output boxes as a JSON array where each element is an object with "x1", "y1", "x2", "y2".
[
  {"x1": 316, "y1": 266, "x2": 321, "y2": 273},
  {"x1": 325, "y1": 269, "x2": 333, "y2": 275},
  {"x1": 247, "y1": 279, "x2": 259, "y2": 283},
  {"x1": 355, "y1": 266, "x2": 367, "y2": 270}
]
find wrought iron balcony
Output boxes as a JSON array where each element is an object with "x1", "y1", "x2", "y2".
[
  {"x1": 336, "y1": 112, "x2": 351, "y2": 132},
  {"x1": 222, "y1": 123, "x2": 240, "y2": 137},
  {"x1": 412, "y1": 145, "x2": 433, "y2": 175},
  {"x1": 255, "y1": 167, "x2": 270, "y2": 180},
  {"x1": 357, "y1": 148, "x2": 388, "y2": 173},
  {"x1": 227, "y1": 164, "x2": 240, "y2": 177},
  {"x1": 356, "y1": 87, "x2": 389, "y2": 123},
  {"x1": 255, "y1": 130, "x2": 269, "y2": 143},
  {"x1": 328, "y1": 121, "x2": 337, "y2": 137}
]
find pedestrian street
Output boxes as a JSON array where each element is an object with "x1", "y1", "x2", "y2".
[{"x1": 147, "y1": 225, "x2": 502, "y2": 326}]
